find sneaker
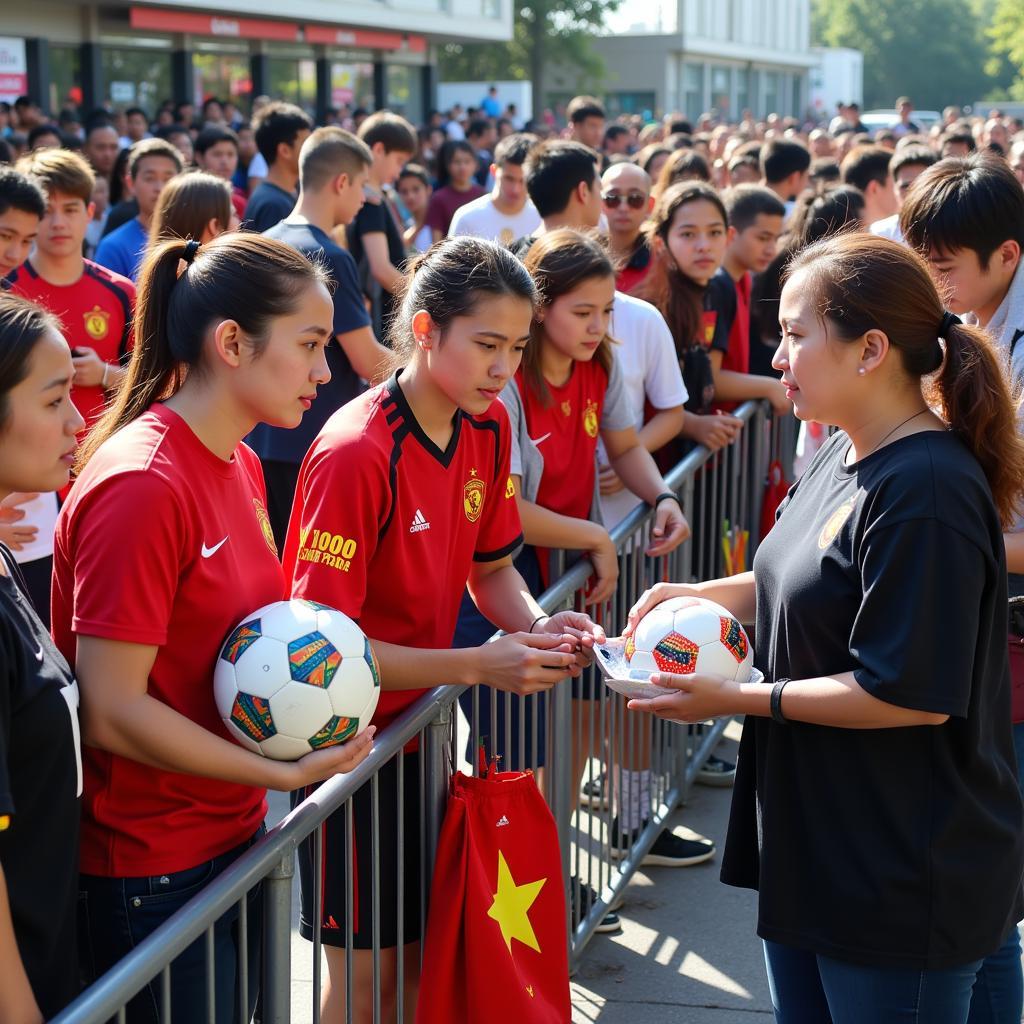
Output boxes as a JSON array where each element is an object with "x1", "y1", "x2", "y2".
[
  {"x1": 579, "y1": 771, "x2": 608, "y2": 809},
  {"x1": 571, "y1": 878, "x2": 622, "y2": 934},
  {"x1": 697, "y1": 754, "x2": 736, "y2": 787},
  {"x1": 610, "y1": 817, "x2": 716, "y2": 868}
]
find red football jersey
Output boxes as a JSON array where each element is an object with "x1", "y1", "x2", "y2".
[
  {"x1": 516, "y1": 360, "x2": 608, "y2": 522},
  {"x1": 283, "y1": 373, "x2": 523, "y2": 731},
  {"x1": 7, "y1": 258, "x2": 135, "y2": 428},
  {"x1": 52, "y1": 404, "x2": 285, "y2": 876}
]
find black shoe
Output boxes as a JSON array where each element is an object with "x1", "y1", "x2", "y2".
[
  {"x1": 579, "y1": 771, "x2": 608, "y2": 809},
  {"x1": 610, "y1": 817, "x2": 716, "y2": 868},
  {"x1": 571, "y1": 878, "x2": 622, "y2": 934},
  {"x1": 697, "y1": 753, "x2": 736, "y2": 787}
]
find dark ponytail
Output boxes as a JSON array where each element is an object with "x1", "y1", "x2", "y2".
[
  {"x1": 0, "y1": 293, "x2": 60, "y2": 431},
  {"x1": 386, "y1": 235, "x2": 537, "y2": 373},
  {"x1": 78, "y1": 232, "x2": 330, "y2": 469},
  {"x1": 786, "y1": 232, "x2": 1024, "y2": 527}
]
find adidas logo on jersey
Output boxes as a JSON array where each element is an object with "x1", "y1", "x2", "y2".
[
  {"x1": 409, "y1": 509, "x2": 431, "y2": 533},
  {"x1": 496, "y1": 815, "x2": 510, "y2": 827}
]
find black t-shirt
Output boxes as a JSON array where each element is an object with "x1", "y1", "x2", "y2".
[
  {"x1": 346, "y1": 190, "x2": 407, "y2": 334},
  {"x1": 248, "y1": 220, "x2": 371, "y2": 464},
  {"x1": 0, "y1": 547, "x2": 80, "y2": 1016},
  {"x1": 244, "y1": 181, "x2": 296, "y2": 233},
  {"x1": 722, "y1": 429, "x2": 1024, "y2": 969},
  {"x1": 703, "y1": 269, "x2": 736, "y2": 357}
]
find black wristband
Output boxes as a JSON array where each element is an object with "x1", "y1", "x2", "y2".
[
  {"x1": 653, "y1": 492, "x2": 679, "y2": 509},
  {"x1": 770, "y1": 678, "x2": 791, "y2": 725},
  {"x1": 529, "y1": 614, "x2": 549, "y2": 634}
]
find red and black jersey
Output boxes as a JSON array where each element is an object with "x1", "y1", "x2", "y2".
[
  {"x1": 283, "y1": 372, "x2": 523, "y2": 731},
  {"x1": 7, "y1": 259, "x2": 135, "y2": 428}
]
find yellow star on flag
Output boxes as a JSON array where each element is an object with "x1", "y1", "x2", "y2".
[{"x1": 487, "y1": 849, "x2": 547, "y2": 954}]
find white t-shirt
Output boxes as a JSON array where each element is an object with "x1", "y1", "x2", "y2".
[
  {"x1": 448, "y1": 194, "x2": 541, "y2": 246},
  {"x1": 870, "y1": 214, "x2": 903, "y2": 243},
  {"x1": 9, "y1": 491, "x2": 59, "y2": 565},
  {"x1": 597, "y1": 292, "x2": 688, "y2": 528},
  {"x1": 247, "y1": 152, "x2": 268, "y2": 182}
]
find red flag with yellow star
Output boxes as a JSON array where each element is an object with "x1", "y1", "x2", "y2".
[{"x1": 416, "y1": 768, "x2": 570, "y2": 1023}]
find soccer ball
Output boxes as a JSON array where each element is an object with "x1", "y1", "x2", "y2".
[
  {"x1": 214, "y1": 599, "x2": 381, "y2": 761},
  {"x1": 625, "y1": 596, "x2": 753, "y2": 682}
]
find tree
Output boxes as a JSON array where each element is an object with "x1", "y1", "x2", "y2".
[
  {"x1": 989, "y1": 0, "x2": 1024, "y2": 100},
  {"x1": 812, "y1": 0, "x2": 996, "y2": 110},
  {"x1": 438, "y1": 0, "x2": 621, "y2": 111}
]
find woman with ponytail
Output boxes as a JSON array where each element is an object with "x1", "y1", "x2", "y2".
[
  {"x1": 625, "y1": 232, "x2": 1024, "y2": 1023},
  {"x1": 52, "y1": 234, "x2": 375, "y2": 1023}
]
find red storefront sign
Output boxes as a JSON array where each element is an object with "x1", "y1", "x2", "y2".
[
  {"x1": 130, "y1": 8, "x2": 301, "y2": 41},
  {"x1": 129, "y1": 8, "x2": 427, "y2": 51}
]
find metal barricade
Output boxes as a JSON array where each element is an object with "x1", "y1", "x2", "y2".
[{"x1": 54, "y1": 401, "x2": 786, "y2": 1024}]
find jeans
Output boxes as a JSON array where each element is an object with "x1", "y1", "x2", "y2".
[
  {"x1": 78, "y1": 829, "x2": 264, "y2": 1024},
  {"x1": 764, "y1": 939, "x2": 983, "y2": 1024},
  {"x1": 965, "y1": 721, "x2": 1024, "y2": 1024}
]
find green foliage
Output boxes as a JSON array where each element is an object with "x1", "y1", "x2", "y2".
[
  {"x1": 438, "y1": 0, "x2": 621, "y2": 108},
  {"x1": 989, "y1": 0, "x2": 1024, "y2": 100},
  {"x1": 811, "y1": 0, "x2": 1006, "y2": 109}
]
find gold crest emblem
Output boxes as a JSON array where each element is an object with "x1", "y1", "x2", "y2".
[
  {"x1": 583, "y1": 399, "x2": 599, "y2": 438},
  {"x1": 84, "y1": 305, "x2": 109, "y2": 341},
  {"x1": 818, "y1": 497, "x2": 857, "y2": 549},
  {"x1": 464, "y1": 469, "x2": 486, "y2": 522},
  {"x1": 253, "y1": 498, "x2": 278, "y2": 555},
  {"x1": 505, "y1": 476, "x2": 515, "y2": 499},
  {"x1": 560, "y1": 400, "x2": 572, "y2": 418}
]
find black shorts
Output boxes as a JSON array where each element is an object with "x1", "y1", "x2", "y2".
[{"x1": 294, "y1": 753, "x2": 423, "y2": 950}]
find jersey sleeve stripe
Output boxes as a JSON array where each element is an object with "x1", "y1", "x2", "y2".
[{"x1": 473, "y1": 533, "x2": 524, "y2": 563}]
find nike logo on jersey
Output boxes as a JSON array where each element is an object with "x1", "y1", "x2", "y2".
[
  {"x1": 409, "y1": 509, "x2": 431, "y2": 534},
  {"x1": 201, "y1": 537, "x2": 229, "y2": 558},
  {"x1": 530, "y1": 432, "x2": 551, "y2": 447}
]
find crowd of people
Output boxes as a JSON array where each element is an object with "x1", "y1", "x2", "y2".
[{"x1": 1, "y1": 83, "x2": 1024, "y2": 1024}]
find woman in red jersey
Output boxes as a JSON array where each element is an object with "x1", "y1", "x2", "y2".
[
  {"x1": 284, "y1": 235, "x2": 603, "y2": 1023},
  {"x1": 51, "y1": 234, "x2": 375, "y2": 1024}
]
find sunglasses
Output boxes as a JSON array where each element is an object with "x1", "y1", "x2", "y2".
[{"x1": 602, "y1": 191, "x2": 648, "y2": 210}]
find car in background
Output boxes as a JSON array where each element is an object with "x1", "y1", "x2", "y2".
[{"x1": 861, "y1": 109, "x2": 941, "y2": 133}]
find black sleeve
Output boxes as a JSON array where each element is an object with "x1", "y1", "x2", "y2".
[
  {"x1": 850, "y1": 517, "x2": 986, "y2": 717},
  {"x1": 706, "y1": 275, "x2": 736, "y2": 355},
  {"x1": 0, "y1": 612, "x2": 13, "y2": 817},
  {"x1": 353, "y1": 201, "x2": 388, "y2": 237}
]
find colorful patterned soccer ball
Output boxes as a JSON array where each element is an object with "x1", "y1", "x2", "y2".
[
  {"x1": 625, "y1": 596, "x2": 753, "y2": 682},
  {"x1": 214, "y1": 599, "x2": 380, "y2": 761}
]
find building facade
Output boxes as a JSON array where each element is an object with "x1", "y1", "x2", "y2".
[
  {"x1": 1, "y1": 0, "x2": 512, "y2": 123},
  {"x1": 583, "y1": 0, "x2": 814, "y2": 120}
]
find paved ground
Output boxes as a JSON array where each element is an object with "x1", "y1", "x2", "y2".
[{"x1": 269, "y1": 719, "x2": 774, "y2": 1022}]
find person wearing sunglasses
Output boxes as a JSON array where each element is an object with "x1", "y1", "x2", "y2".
[{"x1": 602, "y1": 162, "x2": 655, "y2": 294}]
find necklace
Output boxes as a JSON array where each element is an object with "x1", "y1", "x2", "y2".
[{"x1": 857, "y1": 409, "x2": 930, "y2": 461}]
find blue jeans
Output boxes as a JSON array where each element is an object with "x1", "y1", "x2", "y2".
[
  {"x1": 764, "y1": 940, "x2": 983, "y2": 1024},
  {"x1": 78, "y1": 829, "x2": 263, "y2": 1024},
  {"x1": 965, "y1": 721, "x2": 1024, "y2": 1024}
]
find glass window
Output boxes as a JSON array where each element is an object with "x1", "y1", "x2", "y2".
[
  {"x1": 606, "y1": 92, "x2": 657, "y2": 117},
  {"x1": 683, "y1": 62, "x2": 704, "y2": 123},
  {"x1": 482, "y1": 0, "x2": 501, "y2": 16},
  {"x1": 330, "y1": 61, "x2": 375, "y2": 112},
  {"x1": 735, "y1": 67, "x2": 749, "y2": 118},
  {"x1": 192, "y1": 52, "x2": 252, "y2": 114},
  {"x1": 386, "y1": 65, "x2": 422, "y2": 122},
  {"x1": 763, "y1": 71, "x2": 779, "y2": 118},
  {"x1": 49, "y1": 45, "x2": 81, "y2": 114},
  {"x1": 101, "y1": 48, "x2": 171, "y2": 117},
  {"x1": 267, "y1": 58, "x2": 317, "y2": 117},
  {"x1": 711, "y1": 65, "x2": 730, "y2": 117}
]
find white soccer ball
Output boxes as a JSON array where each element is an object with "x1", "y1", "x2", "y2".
[
  {"x1": 213, "y1": 599, "x2": 381, "y2": 761},
  {"x1": 625, "y1": 596, "x2": 753, "y2": 682}
]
